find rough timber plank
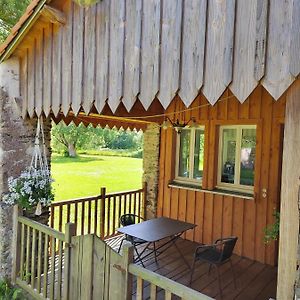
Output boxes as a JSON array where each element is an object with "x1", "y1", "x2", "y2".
[
  {"x1": 21, "y1": 51, "x2": 28, "y2": 118},
  {"x1": 202, "y1": 0, "x2": 236, "y2": 104},
  {"x1": 277, "y1": 79, "x2": 300, "y2": 299},
  {"x1": 262, "y1": 0, "x2": 294, "y2": 100},
  {"x1": 122, "y1": 0, "x2": 142, "y2": 111},
  {"x1": 52, "y1": 24, "x2": 62, "y2": 117},
  {"x1": 27, "y1": 43, "x2": 35, "y2": 118},
  {"x1": 83, "y1": 5, "x2": 96, "y2": 114},
  {"x1": 35, "y1": 30, "x2": 43, "y2": 116},
  {"x1": 253, "y1": 0, "x2": 268, "y2": 81},
  {"x1": 95, "y1": 0, "x2": 109, "y2": 114},
  {"x1": 107, "y1": 0, "x2": 125, "y2": 113},
  {"x1": 72, "y1": 4, "x2": 84, "y2": 115},
  {"x1": 230, "y1": 0, "x2": 259, "y2": 102},
  {"x1": 139, "y1": 0, "x2": 160, "y2": 109},
  {"x1": 179, "y1": 0, "x2": 207, "y2": 107},
  {"x1": 157, "y1": 0, "x2": 182, "y2": 109},
  {"x1": 289, "y1": 0, "x2": 300, "y2": 77},
  {"x1": 61, "y1": 1, "x2": 73, "y2": 116}
]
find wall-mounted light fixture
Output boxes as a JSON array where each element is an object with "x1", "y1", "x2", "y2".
[{"x1": 162, "y1": 117, "x2": 198, "y2": 133}]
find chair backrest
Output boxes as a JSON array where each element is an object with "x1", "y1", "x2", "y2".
[
  {"x1": 216, "y1": 236, "x2": 238, "y2": 262},
  {"x1": 120, "y1": 214, "x2": 143, "y2": 227}
]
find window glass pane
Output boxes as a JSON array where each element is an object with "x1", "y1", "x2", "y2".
[
  {"x1": 193, "y1": 129, "x2": 205, "y2": 180},
  {"x1": 221, "y1": 129, "x2": 236, "y2": 184},
  {"x1": 178, "y1": 130, "x2": 190, "y2": 178},
  {"x1": 240, "y1": 129, "x2": 256, "y2": 186}
]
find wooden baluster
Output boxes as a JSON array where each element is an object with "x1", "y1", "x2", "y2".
[
  {"x1": 37, "y1": 231, "x2": 42, "y2": 293},
  {"x1": 31, "y1": 228, "x2": 37, "y2": 288},
  {"x1": 100, "y1": 187, "x2": 106, "y2": 239},
  {"x1": 74, "y1": 202, "x2": 78, "y2": 234},
  {"x1": 143, "y1": 182, "x2": 147, "y2": 219},
  {"x1": 129, "y1": 193, "x2": 133, "y2": 214},
  {"x1": 25, "y1": 226, "x2": 31, "y2": 284},
  {"x1": 124, "y1": 194, "x2": 127, "y2": 215},
  {"x1": 165, "y1": 291, "x2": 172, "y2": 300},
  {"x1": 94, "y1": 198, "x2": 98, "y2": 235},
  {"x1": 134, "y1": 192, "x2": 137, "y2": 216},
  {"x1": 12, "y1": 206, "x2": 21, "y2": 284},
  {"x1": 49, "y1": 237, "x2": 56, "y2": 300},
  {"x1": 112, "y1": 196, "x2": 116, "y2": 234},
  {"x1": 118, "y1": 195, "x2": 122, "y2": 227},
  {"x1": 150, "y1": 284, "x2": 157, "y2": 300},
  {"x1": 81, "y1": 201, "x2": 85, "y2": 235},
  {"x1": 59, "y1": 205, "x2": 63, "y2": 232},
  {"x1": 67, "y1": 204, "x2": 71, "y2": 223},
  {"x1": 137, "y1": 192, "x2": 141, "y2": 221},
  {"x1": 88, "y1": 200, "x2": 92, "y2": 234},
  {"x1": 50, "y1": 205, "x2": 54, "y2": 228},
  {"x1": 43, "y1": 234, "x2": 49, "y2": 298},
  {"x1": 20, "y1": 223, "x2": 25, "y2": 281},
  {"x1": 56, "y1": 240, "x2": 63, "y2": 300},
  {"x1": 105, "y1": 196, "x2": 111, "y2": 236},
  {"x1": 136, "y1": 277, "x2": 144, "y2": 300}
]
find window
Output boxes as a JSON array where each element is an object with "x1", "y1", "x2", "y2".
[
  {"x1": 175, "y1": 127, "x2": 205, "y2": 184},
  {"x1": 217, "y1": 125, "x2": 256, "y2": 192}
]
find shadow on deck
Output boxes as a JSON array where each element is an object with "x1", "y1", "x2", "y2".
[{"x1": 107, "y1": 236, "x2": 277, "y2": 300}]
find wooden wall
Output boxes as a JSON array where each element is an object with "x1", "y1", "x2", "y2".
[{"x1": 157, "y1": 86, "x2": 286, "y2": 266}]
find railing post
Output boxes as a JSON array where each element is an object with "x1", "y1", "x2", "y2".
[
  {"x1": 122, "y1": 242, "x2": 134, "y2": 300},
  {"x1": 63, "y1": 222, "x2": 76, "y2": 300},
  {"x1": 100, "y1": 187, "x2": 106, "y2": 239},
  {"x1": 12, "y1": 205, "x2": 22, "y2": 284},
  {"x1": 143, "y1": 182, "x2": 147, "y2": 220}
]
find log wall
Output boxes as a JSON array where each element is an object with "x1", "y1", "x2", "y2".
[{"x1": 157, "y1": 86, "x2": 286, "y2": 266}]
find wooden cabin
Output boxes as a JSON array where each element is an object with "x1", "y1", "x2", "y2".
[{"x1": 0, "y1": 0, "x2": 299, "y2": 299}]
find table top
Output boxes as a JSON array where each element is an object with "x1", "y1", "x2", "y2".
[{"x1": 117, "y1": 217, "x2": 196, "y2": 242}]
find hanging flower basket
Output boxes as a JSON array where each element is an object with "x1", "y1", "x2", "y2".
[
  {"x1": 3, "y1": 117, "x2": 54, "y2": 214},
  {"x1": 3, "y1": 168, "x2": 54, "y2": 212},
  {"x1": 72, "y1": 0, "x2": 100, "y2": 7}
]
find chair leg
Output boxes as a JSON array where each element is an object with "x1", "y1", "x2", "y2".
[
  {"x1": 189, "y1": 259, "x2": 196, "y2": 286},
  {"x1": 230, "y1": 259, "x2": 237, "y2": 289},
  {"x1": 214, "y1": 265, "x2": 222, "y2": 298},
  {"x1": 208, "y1": 263, "x2": 212, "y2": 275},
  {"x1": 153, "y1": 242, "x2": 158, "y2": 264},
  {"x1": 118, "y1": 238, "x2": 124, "y2": 253}
]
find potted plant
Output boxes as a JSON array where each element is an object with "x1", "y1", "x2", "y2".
[
  {"x1": 263, "y1": 211, "x2": 280, "y2": 244},
  {"x1": 3, "y1": 167, "x2": 54, "y2": 215}
]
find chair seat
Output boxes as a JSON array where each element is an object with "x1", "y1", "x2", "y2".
[{"x1": 196, "y1": 248, "x2": 222, "y2": 264}]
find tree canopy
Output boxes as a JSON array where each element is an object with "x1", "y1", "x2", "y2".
[{"x1": 0, "y1": 0, "x2": 30, "y2": 43}]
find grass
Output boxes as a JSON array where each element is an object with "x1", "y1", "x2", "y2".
[{"x1": 51, "y1": 154, "x2": 143, "y2": 201}]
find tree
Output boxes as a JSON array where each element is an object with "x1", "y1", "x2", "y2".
[{"x1": 0, "y1": 0, "x2": 30, "y2": 43}]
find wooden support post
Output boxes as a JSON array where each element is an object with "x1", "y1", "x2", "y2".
[
  {"x1": 122, "y1": 242, "x2": 134, "y2": 300},
  {"x1": 11, "y1": 205, "x2": 22, "y2": 284},
  {"x1": 143, "y1": 182, "x2": 147, "y2": 220},
  {"x1": 63, "y1": 222, "x2": 76, "y2": 300},
  {"x1": 277, "y1": 80, "x2": 300, "y2": 299},
  {"x1": 100, "y1": 187, "x2": 106, "y2": 239}
]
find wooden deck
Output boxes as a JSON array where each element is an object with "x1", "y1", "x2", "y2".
[{"x1": 107, "y1": 236, "x2": 277, "y2": 300}]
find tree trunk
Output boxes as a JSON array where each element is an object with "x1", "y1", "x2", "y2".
[{"x1": 68, "y1": 143, "x2": 77, "y2": 157}]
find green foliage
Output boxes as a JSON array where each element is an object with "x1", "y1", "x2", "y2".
[
  {"x1": 0, "y1": 0, "x2": 30, "y2": 43},
  {"x1": 263, "y1": 211, "x2": 280, "y2": 244},
  {"x1": 51, "y1": 122, "x2": 143, "y2": 156},
  {"x1": 0, "y1": 278, "x2": 25, "y2": 300}
]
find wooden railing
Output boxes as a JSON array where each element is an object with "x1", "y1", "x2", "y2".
[
  {"x1": 49, "y1": 184, "x2": 146, "y2": 239},
  {"x1": 129, "y1": 264, "x2": 213, "y2": 300},
  {"x1": 12, "y1": 208, "x2": 76, "y2": 300}
]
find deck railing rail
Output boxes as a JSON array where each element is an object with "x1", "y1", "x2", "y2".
[
  {"x1": 49, "y1": 183, "x2": 146, "y2": 238},
  {"x1": 129, "y1": 264, "x2": 213, "y2": 300}
]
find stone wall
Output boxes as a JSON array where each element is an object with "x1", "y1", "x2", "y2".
[
  {"x1": 142, "y1": 124, "x2": 160, "y2": 219},
  {"x1": 0, "y1": 58, "x2": 51, "y2": 279}
]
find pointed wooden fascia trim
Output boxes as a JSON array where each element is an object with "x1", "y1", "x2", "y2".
[{"x1": 40, "y1": 5, "x2": 66, "y2": 25}]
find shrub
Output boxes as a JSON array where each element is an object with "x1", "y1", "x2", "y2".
[{"x1": 0, "y1": 279, "x2": 25, "y2": 300}]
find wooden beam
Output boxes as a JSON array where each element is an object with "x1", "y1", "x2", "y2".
[
  {"x1": 277, "y1": 79, "x2": 300, "y2": 299},
  {"x1": 40, "y1": 5, "x2": 66, "y2": 25}
]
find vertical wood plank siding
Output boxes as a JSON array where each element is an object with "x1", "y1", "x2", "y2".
[
  {"x1": 17, "y1": 0, "x2": 299, "y2": 117},
  {"x1": 157, "y1": 87, "x2": 286, "y2": 265}
]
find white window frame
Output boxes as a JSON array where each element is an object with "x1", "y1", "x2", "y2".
[
  {"x1": 217, "y1": 125, "x2": 256, "y2": 193},
  {"x1": 175, "y1": 127, "x2": 205, "y2": 184}
]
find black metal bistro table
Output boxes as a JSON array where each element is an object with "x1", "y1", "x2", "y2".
[{"x1": 117, "y1": 217, "x2": 196, "y2": 268}]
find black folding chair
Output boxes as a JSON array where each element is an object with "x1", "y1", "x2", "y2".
[
  {"x1": 190, "y1": 236, "x2": 238, "y2": 297},
  {"x1": 117, "y1": 214, "x2": 157, "y2": 267}
]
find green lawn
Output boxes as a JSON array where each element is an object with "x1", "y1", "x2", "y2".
[{"x1": 51, "y1": 154, "x2": 143, "y2": 201}]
